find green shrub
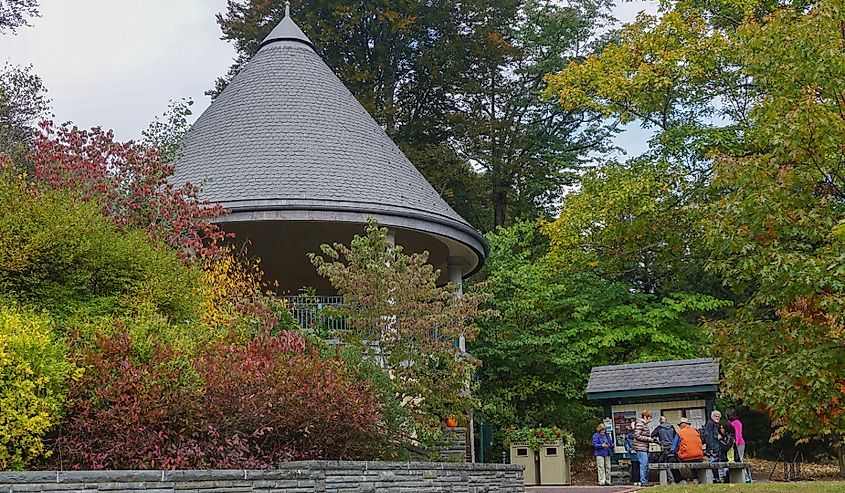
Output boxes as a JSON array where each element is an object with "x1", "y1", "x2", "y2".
[
  {"x1": 0, "y1": 168, "x2": 202, "y2": 326},
  {"x1": 507, "y1": 426, "x2": 576, "y2": 457},
  {"x1": 0, "y1": 305, "x2": 77, "y2": 470}
]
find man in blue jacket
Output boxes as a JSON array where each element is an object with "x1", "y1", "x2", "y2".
[{"x1": 592, "y1": 423, "x2": 613, "y2": 486}]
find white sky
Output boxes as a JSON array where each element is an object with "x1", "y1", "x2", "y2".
[{"x1": 1, "y1": 0, "x2": 658, "y2": 154}]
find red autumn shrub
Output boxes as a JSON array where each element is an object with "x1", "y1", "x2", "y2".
[
  {"x1": 186, "y1": 335, "x2": 385, "y2": 467},
  {"x1": 51, "y1": 329, "x2": 385, "y2": 470},
  {"x1": 53, "y1": 329, "x2": 193, "y2": 470},
  {"x1": 29, "y1": 121, "x2": 228, "y2": 258}
]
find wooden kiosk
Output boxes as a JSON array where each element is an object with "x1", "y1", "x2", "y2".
[{"x1": 586, "y1": 358, "x2": 720, "y2": 484}]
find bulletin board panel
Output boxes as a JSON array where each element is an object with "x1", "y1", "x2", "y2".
[{"x1": 609, "y1": 399, "x2": 706, "y2": 454}]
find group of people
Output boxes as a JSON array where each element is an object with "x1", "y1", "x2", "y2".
[{"x1": 591, "y1": 409, "x2": 749, "y2": 486}]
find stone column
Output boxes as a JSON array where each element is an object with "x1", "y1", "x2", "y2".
[
  {"x1": 386, "y1": 229, "x2": 396, "y2": 247},
  {"x1": 447, "y1": 256, "x2": 474, "y2": 462},
  {"x1": 447, "y1": 256, "x2": 465, "y2": 351}
]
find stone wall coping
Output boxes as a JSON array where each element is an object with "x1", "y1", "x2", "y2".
[{"x1": 0, "y1": 461, "x2": 523, "y2": 484}]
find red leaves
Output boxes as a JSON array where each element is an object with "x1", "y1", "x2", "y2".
[
  {"x1": 29, "y1": 121, "x2": 229, "y2": 259},
  {"x1": 52, "y1": 329, "x2": 385, "y2": 470}
]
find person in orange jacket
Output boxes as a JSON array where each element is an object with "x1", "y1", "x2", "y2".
[{"x1": 676, "y1": 417, "x2": 705, "y2": 462}]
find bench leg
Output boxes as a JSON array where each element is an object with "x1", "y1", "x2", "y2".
[
  {"x1": 729, "y1": 468, "x2": 744, "y2": 484},
  {"x1": 659, "y1": 469, "x2": 668, "y2": 485},
  {"x1": 697, "y1": 468, "x2": 712, "y2": 484}
]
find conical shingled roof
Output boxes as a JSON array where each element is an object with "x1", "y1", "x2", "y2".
[{"x1": 173, "y1": 11, "x2": 486, "y2": 263}]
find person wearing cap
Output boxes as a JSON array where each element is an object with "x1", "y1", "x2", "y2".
[{"x1": 677, "y1": 417, "x2": 705, "y2": 462}]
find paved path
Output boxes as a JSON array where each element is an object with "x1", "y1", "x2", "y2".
[{"x1": 526, "y1": 486, "x2": 641, "y2": 493}]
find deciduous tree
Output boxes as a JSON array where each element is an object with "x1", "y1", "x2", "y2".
[
  {"x1": 29, "y1": 122, "x2": 227, "y2": 259},
  {"x1": 310, "y1": 220, "x2": 489, "y2": 444},
  {"x1": 0, "y1": 0, "x2": 38, "y2": 33},
  {"x1": 0, "y1": 63, "x2": 49, "y2": 164},
  {"x1": 701, "y1": 0, "x2": 845, "y2": 470},
  {"x1": 473, "y1": 221, "x2": 727, "y2": 439},
  {"x1": 141, "y1": 98, "x2": 193, "y2": 164}
]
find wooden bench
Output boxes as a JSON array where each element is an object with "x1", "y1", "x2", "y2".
[{"x1": 649, "y1": 461, "x2": 751, "y2": 485}]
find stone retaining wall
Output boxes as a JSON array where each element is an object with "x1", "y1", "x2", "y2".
[{"x1": 0, "y1": 461, "x2": 523, "y2": 493}]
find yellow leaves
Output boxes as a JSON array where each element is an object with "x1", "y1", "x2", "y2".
[
  {"x1": 0, "y1": 306, "x2": 75, "y2": 470},
  {"x1": 379, "y1": 10, "x2": 417, "y2": 30},
  {"x1": 196, "y1": 246, "x2": 269, "y2": 331},
  {"x1": 545, "y1": 6, "x2": 732, "y2": 126}
]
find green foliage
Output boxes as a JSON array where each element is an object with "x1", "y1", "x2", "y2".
[
  {"x1": 507, "y1": 425, "x2": 576, "y2": 456},
  {"x1": 543, "y1": 0, "x2": 845, "y2": 458},
  {"x1": 544, "y1": 2, "x2": 750, "y2": 170},
  {"x1": 0, "y1": 63, "x2": 49, "y2": 165},
  {"x1": 473, "y1": 222, "x2": 728, "y2": 443},
  {"x1": 545, "y1": 159, "x2": 722, "y2": 296},
  {"x1": 702, "y1": 0, "x2": 845, "y2": 443},
  {"x1": 0, "y1": 166, "x2": 202, "y2": 324},
  {"x1": 335, "y1": 344, "x2": 410, "y2": 457},
  {"x1": 141, "y1": 98, "x2": 193, "y2": 163},
  {"x1": 310, "y1": 219, "x2": 490, "y2": 447},
  {"x1": 0, "y1": 305, "x2": 76, "y2": 470},
  {"x1": 452, "y1": 0, "x2": 615, "y2": 226}
]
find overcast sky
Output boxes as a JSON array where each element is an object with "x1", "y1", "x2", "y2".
[{"x1": 1, "y1": 0, "x2": 658, "y2": 155}]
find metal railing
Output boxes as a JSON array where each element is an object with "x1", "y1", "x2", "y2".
[
  {"x1": 280, "y1": 295, "x2": 346, "y2": 333},
  {"x1": 280, "y1": 295, "x2": 463, "y2": 351}
]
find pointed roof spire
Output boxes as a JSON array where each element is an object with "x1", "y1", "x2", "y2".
[{"x1": 260, "y1": 0, "x2": 313, "y2": 50}]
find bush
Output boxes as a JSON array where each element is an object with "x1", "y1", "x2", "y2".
[
  {"x1": 54, "y1": 329, "x2": 195, "y2": 470},
  {"x1": 30, "y1": 122, "x2": 227, "y2": 258},
  {"x1": 0, "y1": 306, "x2": 76, "y2": 470},
  {"x1": 53, "y1": 329, "x2": 387, "y2": 469},
  {"x1": 186, "y1": 334, "x2": 385, "y2": 467},
  {"x1": 0, "y1": 166, "x2": 201, "y2": 324}
]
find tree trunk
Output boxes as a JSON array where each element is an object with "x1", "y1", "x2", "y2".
[
  {"x1": 492, "y1": 182, "x2": 507, "y2": 227},
  {"x1": 490, "y1": 66, "x2": 507, "y2": 227},
  {"x1": 838, "y1": 444, "x2": 845, "y2": 478}
]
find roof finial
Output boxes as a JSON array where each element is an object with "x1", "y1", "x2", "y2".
[{"x1": 284, "y1": 0, "x2": 291, "y2": 18}]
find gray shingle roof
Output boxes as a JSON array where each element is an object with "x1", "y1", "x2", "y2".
[
  {"x1": 586, "y1": 358, "x2": 719, "y2": 395},
  {"x1": 172, "y1": 15, "x2": 482, "y2": 253},
  {"x1": 260, "y1": 5, "x2": 312, "y2": 48}
]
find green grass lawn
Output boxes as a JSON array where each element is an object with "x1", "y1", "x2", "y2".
[{"x1": 651, "y1": 482, "x2": 845, "y2": 492}]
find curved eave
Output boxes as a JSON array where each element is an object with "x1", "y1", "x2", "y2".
[{"x1": 212, "y1": 198, "x2": 489, "y2": 276}]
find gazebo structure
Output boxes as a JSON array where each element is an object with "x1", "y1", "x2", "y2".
[{"x1": 172, "y1": 4, "x2": 487, "y2": 298}]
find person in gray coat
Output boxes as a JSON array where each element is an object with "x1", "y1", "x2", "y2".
[{"x1": 652, "y1": 415, "x2": 678, "y2": 454}]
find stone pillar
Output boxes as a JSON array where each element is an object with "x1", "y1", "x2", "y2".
[
  {"x1": 447, "y1": 256, "x2": 465, "y2": 350},
  {"x1": 447, "y1": 256, "x2": 474, "y2": 462},
  {"x1": 386, "y1": 229, "x2": 396, "y2": 246}
]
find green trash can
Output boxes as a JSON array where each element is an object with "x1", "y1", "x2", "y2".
[
  {"x1": 538, "y1": 440, "x2": 571, "y2": 485},
  {"x1": 510, "y1": 443, "x2": 539, "y2": 486}
]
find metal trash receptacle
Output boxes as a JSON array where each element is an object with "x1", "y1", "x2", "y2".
[
  {"x1": 509, "y1": 443, "x2": 539, "y2": 486},
  {"x1": 538, "y1": 441, "x2": 571, "y2": 485}
]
